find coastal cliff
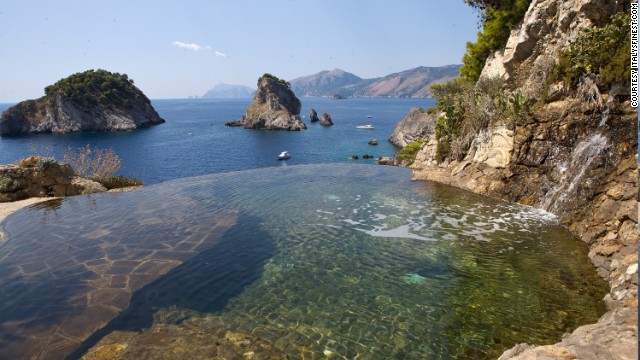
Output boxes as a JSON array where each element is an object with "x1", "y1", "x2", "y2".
[
  {"x1": 0, "y1": 70, "x2": 165, "y2": 135},
  {"x1": 392, "y1": 0, "x2": 637, "y2": 358},
  {"x1": 226, "y1": 74, "x2": 306, "y2": 131}
]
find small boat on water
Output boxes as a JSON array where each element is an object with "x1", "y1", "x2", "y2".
[
  {"x1": 367, "y1": 115, "x2": 373, "y2": 118},
  {"x1": 356, "y1": 124, "x2": 374, "y2": 129},
  {"x1": 278, "y1": 151, "x2": 291, "y2": 160}
]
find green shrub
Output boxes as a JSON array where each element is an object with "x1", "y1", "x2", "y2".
[
  {"x1": 508, "y1": 89, "x2": 531, "y2": 120},
  {"x1": 44, "y1": 69, "x2": 147, "y2": 108},
  {"x1": 460, "y1": 0, "x2": 532, "y2": 82},
  {"x1": 430, "y1": 77, "x2": 520, "y2": 162},
  {"x1": 553, "y1": 12, "x2": 630, "y2": 89},
  {"x1": 36, "y1": 157, "x2": 58, "y2": 170},
  {"x1": 0, "y1": 175, "x2": 20, "y2": 193},
  {"x1": 397, "y1": 140, "x2": 425, "y2": 165},
  {"x1": 426, "y1": 107, "x2": 438, "y2": 114},
  {"x1": 99, "y1": 175, "x2": 143, "y2": 190},
  {"x1": 262, "y1": 73, "x2": 291, "y2": 89}
]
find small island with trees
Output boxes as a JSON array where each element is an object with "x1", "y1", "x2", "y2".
[{"x1": 0, "y1": 69, "x2": 165, "y2": 135}]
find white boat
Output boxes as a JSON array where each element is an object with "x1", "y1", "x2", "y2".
[
  {"x1": 366, "y1": 115, "x2": 373, "y2": 118},
  {"x1": 278, "y1": 151, "x2": 291, "y2": 160},
  {"x1": 356, "y1": 124, "x2": 374, "y2": 129}
]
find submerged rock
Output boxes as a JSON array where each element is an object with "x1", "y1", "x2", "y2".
[
  {"x1": 82, "y1": 324, "x2": 286, "y2": 360},
  {"x1": 0, "y1": 69, "x2": 165, "y2": 135},
  {"x1": 226, "y1": 74, "x2": 306, "y2": 131}
]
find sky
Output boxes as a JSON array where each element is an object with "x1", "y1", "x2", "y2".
[{"x1": 0, "y1": 1, "x2": 479, "y2": 102}]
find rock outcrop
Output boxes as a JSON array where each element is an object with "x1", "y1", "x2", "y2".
[
  {"x1": 0, "y1": 70, "x2": 165, "y2": 135},
  {"x1": 0, "y1": 159, "x2": 107, "y2": 202},
  {"x1": 309, "y1": 108, "x2": 319, "y2": 122},
  {"x1": 320, "y1": 112, "x2": 333, "y2": 126},
  {"x1": 482, "y1": 0, "x2": 626, "y2": 97},
  {"x1": 225, "y1": 74, "x2": 306, "y2": 131},
  {"x1": 392, "y1": 0, "x2": 637, "y2": 358},
  {"x1": 389, "y1": 107, "x2": 436, "y2": 148}
]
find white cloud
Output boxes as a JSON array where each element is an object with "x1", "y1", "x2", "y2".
[
  {"x1": 172, "y1": 41, "x2": 209, "y2": 51},
  {"x1": 214, "y1": 51, "x2": 228, "y2": 58}
]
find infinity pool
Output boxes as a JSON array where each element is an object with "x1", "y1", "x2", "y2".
[{"x1": 0, "y1": 164, "x2": 606, "y2": 359}]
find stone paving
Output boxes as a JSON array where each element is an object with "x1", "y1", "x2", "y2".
[{"x1": 0, "y1": 184, "x2": 238, "y2": 359}]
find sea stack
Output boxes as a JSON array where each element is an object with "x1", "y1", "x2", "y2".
[
  {"x1": 320, "y1": 112, "x2": 333, "y2": 126},
  {"x1": 0, "y1": 69, "x2": 165, "y2": 135},
  {"x1": 309, "y1": 108, "x2": 319, "y2": 122},
  {"x1": 225, "y1": 74, "x2": 306, "y2": 131}
]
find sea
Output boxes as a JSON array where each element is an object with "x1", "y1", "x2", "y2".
[
  {"x1": 0, "y1": 97, "x2": 433, "y2": 184},
  {"x1": 0, "y1": 97, "x2": 607, "y2": 359}
]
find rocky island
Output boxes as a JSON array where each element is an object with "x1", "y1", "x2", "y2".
[
  {"x1": 391, "y1": 0, "x2": 637, "y2": 358},
  {"x1": 0, "y1": 69, "x2": 165, "y2": 135},
  {"x1": 225, "y1": 73, "x2": 306, "y2": 131}
]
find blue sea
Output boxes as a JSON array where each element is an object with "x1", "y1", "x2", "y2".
[{"x1": 0, "y1": 97, "x2": 434, "y2": 184}]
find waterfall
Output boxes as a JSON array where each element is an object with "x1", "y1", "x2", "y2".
[
  {"x1": 541, "y1": 133, "x2": 608, "y2": 213},
  {"x1": 540, "y1": 98, "x2": 613, "y2": 213}
]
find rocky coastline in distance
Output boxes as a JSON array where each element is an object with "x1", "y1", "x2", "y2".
[
  {"x1": 389, "y1": 0, "x2": 637, "y2": 358},
  {"x1": 0, "y1": 69, "x2": 165, "y2": 135}
]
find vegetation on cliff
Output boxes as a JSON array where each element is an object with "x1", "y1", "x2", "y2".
[
  {"x1": 424, "y1": 3, "x2": 629, "y2": 163},
  {"x1": 460, "y1": 0, "x2": 533, "y2": 82},
  {"x1": 262, "y1": 73, "x2": 291, "y2": 89},
  {"x1": 552, "y1": 12, "x2": 631, "y2": 89},
  {"x1": 430, "y1": 77, "x2": 530, "y2": 162},
  {"x1": 396, "y1": 140, "x2": 424, "y2": 165},
  {"x1": 44, "y1": 69, "x2": 149, "y2": 109}
]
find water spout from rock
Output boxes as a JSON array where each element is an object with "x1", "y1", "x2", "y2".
[{"x1": 541, "y1": 133, "x2": 608, "y2": 213}]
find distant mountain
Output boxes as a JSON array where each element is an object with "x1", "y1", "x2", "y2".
[
  {"x1": 289, "y1": 69, "x2": 366, "y2": 97},
  {"x1": 289, "y1": 65, "x2": 461, "y2": 98},
  {"x1": 355, "y1": 65, "x2": 461, "y2": 97},
  {"x1": 202, "y1": 83, "x2": 255, "y2": 99}
]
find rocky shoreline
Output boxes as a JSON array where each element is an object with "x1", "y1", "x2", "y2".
[{"x1": 388, "y1": 0, "x2": 638, "y2": 357}]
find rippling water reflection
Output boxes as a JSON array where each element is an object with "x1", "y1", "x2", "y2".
[{"x1": 0, "y1": 164, "x2": 606, "y2": 359}]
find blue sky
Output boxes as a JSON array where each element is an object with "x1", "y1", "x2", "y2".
[{"x1": 0, "y1": 1, "x2": 479, "y2": 102}]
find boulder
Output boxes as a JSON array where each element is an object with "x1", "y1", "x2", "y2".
[
  {"x1": 377, "y1": 157, "x2": 396, "y2": 166},
  {"x1": 320, "y1": 112, "x2": 333, "y2": 126},
  {"x1": 309, "y1": 108, "x2": 319, "y2": 122},
  {"x1": 0, "y1": 159, "x2": 109, "y2": 202},
  {"x1": 226, "y1": 74, "x2": 306, "y2": 131}
]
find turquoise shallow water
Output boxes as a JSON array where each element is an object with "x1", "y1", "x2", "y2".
[{"x1": 0, "y1": 164, "x2": 606, "y2": 359}]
